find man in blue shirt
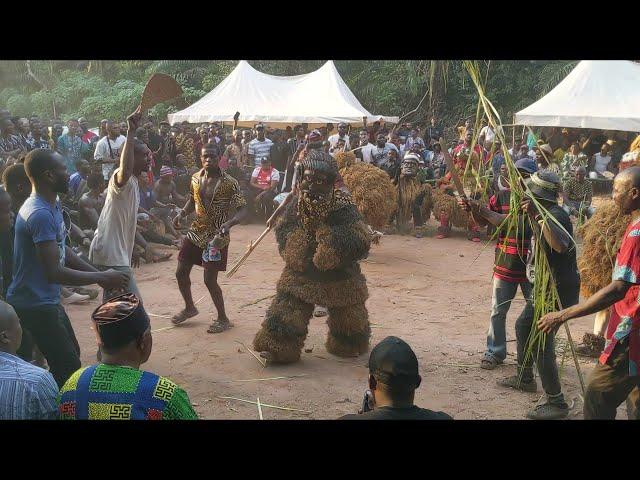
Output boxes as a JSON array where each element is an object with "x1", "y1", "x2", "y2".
[
  {"x1": 7, "y1": 149, "x2": 129, "y2": 387},
  {"x1": 0, "y1": 300, "x2": 58, "y2": 419}
]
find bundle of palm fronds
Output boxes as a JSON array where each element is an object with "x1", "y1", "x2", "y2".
[
  {"x1": 577, "y1": 200, "x2": 629, "y2": 297},
  {"x1": 463, "y1": 60, "x2": 585, "y2": 392},
  {"x1": 334, "y1": 151, "x2": 396, "y2": 229}
]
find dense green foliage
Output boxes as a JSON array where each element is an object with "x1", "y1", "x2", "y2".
[{"x1": 0, "y1": 60, "x2": 576, "y2": 130}]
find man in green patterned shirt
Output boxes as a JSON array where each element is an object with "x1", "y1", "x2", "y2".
[
  {"x1": 58, "y1": 293, "x2": 197, "y2": 420},
  {"x1": 562, "y1": 166, "x2": 595, "y2": 220}
]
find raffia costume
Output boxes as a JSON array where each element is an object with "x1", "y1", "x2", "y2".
[
  {"x1": 253, "y1": 152, "x2": 372, "y2": 363},
  {"x1": 391, "y1": 154, "x2": 433, "y2": 235}
]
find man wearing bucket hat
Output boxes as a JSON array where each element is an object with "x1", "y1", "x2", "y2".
[
  {"x1": 498, "y1": 170, "x2": 579, "y2": 419},
  {"x1": 535, "y1": 143, "x2": 561, "y2": 175}
]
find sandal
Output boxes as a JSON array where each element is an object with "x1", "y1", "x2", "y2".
[
  {"x1": 171, "y1": 307, "x2": 199, "y2": 325},
  {"x1": 207, "y1": 318, "x2": 233, "y2": 334},
  {"x1": 480, "y1": 356, "x2": 503, "y2": 370}
]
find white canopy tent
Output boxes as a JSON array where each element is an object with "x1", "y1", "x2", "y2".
[
  {"x1": 515, "y1": 60, "x2": 640, "y2": 132},
  {"x1": 167, "y1": 60, "x2": 398, "y2": 128}
]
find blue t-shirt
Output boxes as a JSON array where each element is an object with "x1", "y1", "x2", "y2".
[
  {"x1": 68, "y1": 172, "x2": 83, "y2": 196},
  {"x1": 7, "y1": 195, "x2": 66, "y2": 308}
]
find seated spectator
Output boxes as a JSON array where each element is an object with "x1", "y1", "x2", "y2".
[
  {"x1": 561, "y1": 141, "x2": 588, "y2": 179},
  {"x1": 78, "y1": 173, "x2": 106, "y2": 230},
  {"x1": 250, "y1": 157, "x2": 280, "y2": 219},
  {"x1": 0, "y1": 300, "x2": 59, "y2": 419},
  {"x1": 340, "y1": 336, "x2": 452, "y2": 420},
  {"x1": 405, "y1": 127, "x2": 426, "y2": 152},
  {"x1": 562, "y1": 166, "x2": 595, "y2": 220},
  {"x1": 590, "y1": 143, "x2": 614, "y2": 179},
  {"x1": 68, "y1": 158, "x2": 91, "y2": 205},
  {"x1": 329, "y1": 138, "x2": 346, "y2": 157},
  {"x1": 58, "y1": 293, "x2": 197, "y2": 419}
]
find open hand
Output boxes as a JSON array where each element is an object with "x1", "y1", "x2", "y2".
[{"x1": 537, "y1": 311, "x2": 566, "y2": 334}]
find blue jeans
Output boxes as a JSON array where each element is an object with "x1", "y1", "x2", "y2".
[{"x1": 485, "y1": 276, "x2": 533, "y2": 362}]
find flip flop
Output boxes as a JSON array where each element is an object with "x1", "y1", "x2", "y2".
[
  {"x1": 171, "y1": 308, "x2": 199, "y2": 325},
  {"x1": 207, "y1": 319, "x2": 233, "y2": 334}
]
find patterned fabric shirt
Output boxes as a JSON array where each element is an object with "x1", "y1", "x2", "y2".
[
  {"x1": 563, "y1": 177, "x2": 593, "y2": 203},
  {"x1": 0, "y1": 134, "x2": 23, "y2": 158},
  {"x1": 0, "y1": 351, "x2": 59, "y2": 420},
  {"x1": 600, "y1": 218, "x2": 640, "y2": 376},
  {"x1": 560, "y1": 153, "x2": 588, "y2": 178},
  {"x1": 57, "y1": 134, "x2": 89, "y2": 174},
  {"x1": 58, "y1": 364, "x2": 198, "y2": 420},
  {"x1": 175, "y1": 134, "x2": 197, "y2": 170},
  {"x1": 187, "y1": 169, "x2": 247, "y2": 248},
  {"x1": 26, "y1": 137, "x2": 51, "y2": 150}
]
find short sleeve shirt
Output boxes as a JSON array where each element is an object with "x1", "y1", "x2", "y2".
[
  {"x1": 251, "y1": 166, "x2": 280, "y2": 188},
  {"x1": 7, "y1": 195, "x2": 66, "y2": 308},
  {"x1": 248, "y1": 138, "x2": 274, "y2": 167},
  {"x1": 600, "y1": 218, "x2": 640, "y2": 375}
]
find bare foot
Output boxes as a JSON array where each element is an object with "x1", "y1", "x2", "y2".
[
  {"x1": 172, "y1": 307, "x2": 199, "y2": 325},
  {"x1": 207, "y1": 317, "x2": 233, "y2": 334}
]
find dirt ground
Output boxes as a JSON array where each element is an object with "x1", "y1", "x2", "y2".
[{"x1": 64, "y1": 204, "x2": 620, "y2": 420}]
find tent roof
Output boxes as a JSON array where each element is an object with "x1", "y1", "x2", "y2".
[
  {"x1": 167, "y1": 60, "x2": 398, "y2": 128},
  {"x1": 515, "y1": 60, "x2": 640, "y2": 132}
]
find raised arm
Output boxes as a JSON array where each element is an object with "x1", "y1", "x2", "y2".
[{"x1": 115, "y1": 107, "x2": 142, "y2": 187}]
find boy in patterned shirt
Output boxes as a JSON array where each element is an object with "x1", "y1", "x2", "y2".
[
  {"x1": 58, "y1": 293, "x2": 197, "y2": 420},
  {"x1": 539, "y1": 166, "x2": 640, "y2": 419}
]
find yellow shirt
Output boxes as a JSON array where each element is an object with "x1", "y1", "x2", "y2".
[{"x1": 554, "y1": 148, "x2": 565, "y2": 164}]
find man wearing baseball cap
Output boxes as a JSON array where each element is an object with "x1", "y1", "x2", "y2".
[
  {"x1": 460, "y1": 158, "x2": 538, "y2": 372},
  {"x1": 340, "y1": 336, "x2": 452, "y2": 420}
]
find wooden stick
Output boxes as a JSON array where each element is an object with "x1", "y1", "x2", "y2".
[
  {"x1": 257, "y1": 397, "x2": 264, "y2": 420},
  {"x1": 235, "y1": 341, "x2": 266, "y2": 367},
  {"x1": 240, "y1": 294, "x2": 276, "y2": 308},
  {"x1": 217, "y1": 396, "x2": 312, "y2": 414},
  {"x1": 226, "y1": 226, "x2": 272, "y2": 277}
]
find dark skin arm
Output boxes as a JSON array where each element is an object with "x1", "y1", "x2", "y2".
[
  {"x1": 220, "y1": 206, "x2": 249, "y2": 234},
  {"x1": 36, "y1": 240, "x2": 128, "y2": 289},
  {"x1": 459, "y1": 198, "x2": 506, "y2": 228},
  {"x1": 538, "y1": 280, "x2": 630, "y2": 334},
  {"x1": 64, "y1": 245, "x2": 99, "y2": 273},
  {"x1": 115, "y1": 107, "x2": 142, "y2": 188},
  {"x1": 522, "y1": 198, "x2": 571, "y2": 253},
  {"x1": 172, "y1": 193, "x2": 195, "y2": 228}
]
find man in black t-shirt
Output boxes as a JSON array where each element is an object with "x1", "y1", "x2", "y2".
[{"x1": 340, "y1": 336, "x2": 452, "y2": 420}]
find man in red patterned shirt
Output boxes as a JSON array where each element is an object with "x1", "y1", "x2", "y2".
[{"x1": 539, "y1": 166, "x2": 640, "y2": 419}]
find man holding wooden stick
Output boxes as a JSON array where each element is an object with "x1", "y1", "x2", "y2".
[{"x1": 171, "y1": 143, "x2": 248, "y2": 333}]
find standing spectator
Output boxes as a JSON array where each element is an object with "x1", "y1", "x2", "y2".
[
  {"x1": 538, "y1": 167, "x2": 640, "y2": 419},
  {"x1": 497, "y1": 170, "x2": 579, "y2": 420},
  {"x1": 247, "y1": 123, "x2": 273, "y2": 168},
  {"x1": 457, "y1": 119, "x2": 471, "y2": 141},
  {"x1": 479, "y1": 120, "x2": 502, "y2": 149},
  {"x1": 327, "y1": 122, "x2": 351, "y2": 150},
  {"x1": 175, "y1": 123, "x2": 197, "y2": 171},
  {"x1": 240, "y1": 129, "x2": 253, "y2": 168},
  {"x1": 78, "y1": 117, "x2": 97, "y2": 144},
  {"x1": 57, "y1": 119, "x2": 89, "y2": 174},
  {"x1": 431, "y1": 141, "x2": 446, "y2": 178},
  {"x1": 0, "y1": 187, "x2": 12, "y2": 300},
  {"x1": 51, "y1": 121, "x2": 64, "y2": 151},
  {"x1": 94, "y1": 121, "x2": 126, "y2": 181},
  {"x1": 89, "y1": 108, "x2": 150, "y2": 303},
  {"x1": 6, "y1": 149, "x2": 128, "y2": 387},
  {"x1": 404, "y1": 127, "x2": 426, "y2": 152},
  {"x1": 26, "y1": 123, "x2": 51, "y2": 151},
  {"x1": 489, "y1": 139, "x2": 505, "y2": 178},
  {"x1": 119, "y1": 121, "x2": 128, "y2": 137},
  {"x1": 158, "y1": 121, "x2": 174, "y2": 168},
  {"x1": 562, "y1": 166, "x2": 595, "y2": 219},
  {"x1": 358, "y1": 129, "x2": 376, "y2": 164},
  {"x1": 16, "y1": 118, "x2": 32, "y2": 152},
  {"x1": 269, "y1": 130, "x2": 289, "y2": 172},
  {"x1": 0, "y1": 118, "x2": 24, "y2": 164},
  {"x1": 222, "y1": 130, "x2": 243, "y2": 170},
  {"x1": 250, "y1": 156, "x2": 280, "y2": 219},
  {"x1": 371, "y1": 133, "x2": 397, "y2": 171},
  {"x1": 194, "y1": 129, "x2": 209, "y2": 164},
  {"x1": 561, "y1": 142, "x2": 588, "y2": 178},
  {"x1": 340, "y1": 336, "x2": 452, "y2": 420},
  {"x1": 144, "y1": 120, "x2": 163, "y2": 177},
  {"x1": 58, "y1": 293, "x2": 197, "y2": 420},
  {"x1": 0, "y1": 301, "x2": 59, "y2": 419},
  {"x1": 426, "y1": 117, "x2": 444, "y2": 147},
  {"x1": 591, "y1": 143, "x2": 613, "y2": 178}
]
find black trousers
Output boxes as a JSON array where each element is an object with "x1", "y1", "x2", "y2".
[{"x1": 13, "y1": 304, "x2": 81, "y2": 388}]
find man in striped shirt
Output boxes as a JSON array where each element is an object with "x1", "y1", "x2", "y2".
[
  {"x1": 0, "y1": 301, "x2": 58, "y2": 419},
  {"x1": 247, "y1": 124, "x2": 273, "y2": 168},
  {"x1": 459, "y1": 158, "x2": 537, "y2": 370}
]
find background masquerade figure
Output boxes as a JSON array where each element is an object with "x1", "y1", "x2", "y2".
[
  {"x1": 253, "y1": 150, "x2": 372, "y2": 364},
  {"x1": 390, "y1": 153, "x2": 433, "y2": 238}
]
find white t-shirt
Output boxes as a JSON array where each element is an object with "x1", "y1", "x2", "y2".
[
  {"x1": 327, "y1": 134, "x2": 350, "y2": 150},
  {"x1": 248, "y1": 138, "x2": 273, "y2": 167},
  {"x1": 94, "y1": 135, "x2": 126, "y2": 179},
  {"x1": 89, "y1": 169, "x2": 140, "y2": 267},
  {"x1": 593, "y1": 153, "x2": 612, "y2": 173},
  {"x1": 360, "y1": 143, "x2": 376, "y2": 164},
  {"x1": 251, "y1": 166, "x2": 280, "y2": 188}
]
